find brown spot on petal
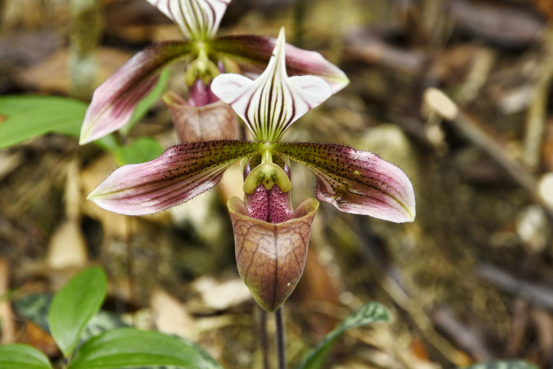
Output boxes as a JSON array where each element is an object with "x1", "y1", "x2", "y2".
[
  {"x1": 169, "y1": 100, "x2": 240, "y2": 143},
  {"x1": 0, "y1": 114, "x2": 6, "y2": 124},
  {"x1": 228, "y1": 197, "x2": 319, "y2": 312}
]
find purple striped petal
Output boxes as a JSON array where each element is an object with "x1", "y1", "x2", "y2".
[
  {"x1": 275, "y1": 142, "x2": 416, "y2": 223},
  {"x1": 80, "y1": 42, "x2": 194, "y2": 145},
  {"x1": 211, "y1": 28, "x2": 333, "y2": 142},
  {"x1": 88, "y1": 140, "x2": 258, "y2": 215},
  {"x1": 146, "y1": 0, "x2": 230, "y2": 41},
  {"x1": 211, "y1": 34, "x2": 349, "y2": 93}
]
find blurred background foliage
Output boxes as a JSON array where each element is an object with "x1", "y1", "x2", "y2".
[{"x1": 1, "y1": 0, "x2": 553, "y2": 368}]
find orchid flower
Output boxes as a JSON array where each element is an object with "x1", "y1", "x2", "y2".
[
  {"x1": 87, "y1": 30, "x2": 416, "y2": 312},
  {"x1": 78, "y1": 0, "x2": 349, "y2": 145}
]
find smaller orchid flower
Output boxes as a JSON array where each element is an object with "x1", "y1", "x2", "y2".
[
  {"x1": 79, "y1": 0, "x2": 349, "y2": 145},
  {"x1": 87, "y1": 30, "x2": 416, "y2": 312}
]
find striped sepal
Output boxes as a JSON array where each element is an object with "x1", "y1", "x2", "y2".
[
  {"x1": 211, "y1": 28, "x2": 332, "y2": 142},
  {"x1": 147, "y1": 0, "x2": 230, "y2": 41}
]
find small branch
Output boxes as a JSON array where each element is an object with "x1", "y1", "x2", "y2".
[
  {"x1": 524, "y1": 28, "x2": 553, "y2": 170},
  {"x1": 275, "y1": 307, "x2": 286, "y2": 369},
  {"x1": 424, "y1": 88, "x2": 553, "y2": 221},
  {"x1": 477, "y1": 264, "x2": 553, "y2": 310}
]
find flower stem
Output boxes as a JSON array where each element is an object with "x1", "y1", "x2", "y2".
[
  {"x1": 258, "y1": 307, "x2": 270, "y2": 369},
  {"x1": 275, "y1": 307, "x2": 286, "y2": 369}
]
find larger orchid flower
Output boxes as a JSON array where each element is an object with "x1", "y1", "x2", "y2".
[
  {"x1": 87, "y1": 30, "x2": 416, "y2": 312},
  {"x1": 78, "y1": 0, "x2": 349, "y2": 145}
]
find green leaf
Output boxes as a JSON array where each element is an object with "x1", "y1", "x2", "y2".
[
  {"x1": 48, "y1": 267, "x2": 108, "y2": 358},
  {"x1": 120, "y1": 68, "x2": 170, "y2": 136},
  {"x1": 0, "y1": 344, "x2": 53, "y2": 369},
  {"x1": 297, "y1": 302, "x2": 391, "y2": 369},
  {"x1": 68, "y1": 328, "x2": 211, "y2": 369},
  {"x1": 113, "y1": 137, "x2": 165, "y2": 165},
  {"x1": 461, "y1": 360, "x2": 540, "y2": 369},
  {"x1": 0, "y1": 96, "x2": 87, "y2": 149}
]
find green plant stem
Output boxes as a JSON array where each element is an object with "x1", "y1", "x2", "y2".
[
  {"x1": 259, "y1": 307, "x2": 270, "y2": 369},
  {"x1": 69, "y1": 0, "x2": 103, "y2": 100},
  {"x1": 275, "y1": 307, "x2": 286, "y2": 369},
  {"x1": 293, "y1": 0, "x2": 306, "y2": 48},
  {"x1": 125, "y1": 216, "x2": 136, "y2": 326}
]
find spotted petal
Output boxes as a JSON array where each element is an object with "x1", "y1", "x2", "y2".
[
  {"x1": 80, "y1": 42, "x2": 195, "y2": 145},
  {"x1": 146, "y1": 0, "x2": 231, "y2": 41},
  {"x1": 275, "y1": 142, "x2": 416, "y2": 223},
  {"x1": 211, "y1": 35, "x2": 349, "y2": 93},
  {"x1": 211, "y1": 28, "x2": 333, "y2": 142},
  {"x1": 88, "y1": 140, "x2": 258, "y2": 215}
]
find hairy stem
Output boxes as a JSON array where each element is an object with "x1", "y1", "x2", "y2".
[
  {"x1": 258, "y1": 307, "x2": 270, "y2": 369},
  {"x1": 275, "y1": 307, "x2": 286, "y2": 369}
]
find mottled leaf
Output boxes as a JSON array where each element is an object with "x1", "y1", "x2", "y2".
[
  {"x1": 297, "y1": 302, "x2": 391, "y2": 369},
  {"x1": 461, "y1": 360, "x2": 539, "y2": 369}
]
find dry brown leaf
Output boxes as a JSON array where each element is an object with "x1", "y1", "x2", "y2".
[
  {"x1": 46, "y1": 221, "x2": 88, "y2": 270},
  {"x1": 0, "y1": 258, "x2": 15, "y2": 344},
  {"x1": 18, "y1": 48, "x2": 133, "y2": 94},
  {"x1": 151, "y1": 289, "x2": 194, "y2": 338},
  {"x1": 80, "y1": 154, "x2": 170, "y2": 239},
  {"x1": 193, "y1": 276, "x2": 251, "y2": 311},
  {"x1": 22, "y1": 322, "x2": 60, "y2": 357}
]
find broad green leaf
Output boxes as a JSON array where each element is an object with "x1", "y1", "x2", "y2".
[
  {"x1": 461, "y1": 360, "x2": 539, "y2": 369},
  {"x1": 68, "y1": 328, "x2": 210, "y2": 369},
  {"x1": 0, "y1": 344, "x2": 53, "y2": 369},
  {"x1": 120, "y1": 68, "x2": 170, "y2": 136},
  {"x1": 0, "y1": 96, "x2": 87, "y2": 149},
  {"x1": 113, "y1": 137, "x2": 165, "y2": 165},
  {"x1": 297, "y1": 302, "x2": 390, "y2": 369},
  {"x1": 55, "y1": 121, "x2": 119, "y2": 152},
  {"x1": 14, "y1": 293, "x2": 222, "y2": 369},
  {"x1": 48, "y1": 267, "x2": 107, "y2": 358}
]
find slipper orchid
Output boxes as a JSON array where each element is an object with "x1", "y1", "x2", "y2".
[
  {"x1": 87, "y1": 30, "x2": 416, "y2": 311},
  {"x1": 79, "y1": 0, "x2": 349, "y2": 145}
]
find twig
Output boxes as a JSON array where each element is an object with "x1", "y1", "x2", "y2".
[
  {"x1": 432, "y1": 305, "x2": 493, "y2": 361},
  {"x1": 424, "y1": 88, "x2": 553, "y2": 221},
  {"x1": 275, "y1": 307, "x2": 286, "y2": 369},
  {"x1": 354, "y1": 218, "x2": 471, "y2": 367},
  {"x1": 477, "y1": 264, "x2": 553, "y2": 310},
  {"x1": 524, "y1": 28, "x2": 553, "y2": 170}
]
